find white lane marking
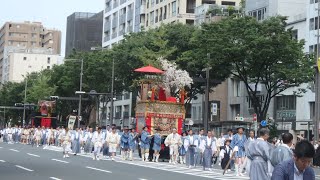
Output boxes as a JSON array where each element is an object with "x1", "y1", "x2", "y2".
[
  {"x1": 50, "y1": 177, "x2": 63, "y2": 180},
  {"x1": 15, "y1": 165, "x2": 34, "y2": 172},
  {"x1": 139, "y1": 179, "x2": 148, "y2": 180},
  {"x1": 0, "y1": 147, "x2": 3, "y2": 148},
  {"x1": 0, "y1": 160, "x2": 6, "y2": 162},
  {"x1": 9, "y1": 149, "x2": 19, "y2": 152},
  {"x1": 86, "y1": 166, "x2": 112, "y2": 173},
  {"x1": 27, "y1": 153, "x2": 40, "y2": 157},
  {"x1": 51, "y1": 159, "x2": 69, "y2": 164}
]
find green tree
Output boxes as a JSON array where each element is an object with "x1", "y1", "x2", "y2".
[
  {"x1": 0, "y1": 82, "x2": 25, "y2": 126},
  {"x1": 192, "y1": 16, "x2": 313, "y2": 121}
]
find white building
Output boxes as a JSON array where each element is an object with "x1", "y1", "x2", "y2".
[
  {"x1": 102, "y1": 0, "x2": 140, "y2": 49},
  {"x1": 4, "y1": 48, "x2": 59, "y2": 82},
  {"x1": 246, "y1": 0, "x2": 315, "y2": 134}
]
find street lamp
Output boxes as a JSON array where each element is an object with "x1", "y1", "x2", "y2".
[
  {"x1": 90, "y1": 47, "x2": 115, "y2": 125},
  {"x1": 65, "y1": 59, "x2": 84, "y2": 128},
  {"x1": 23, "y1": 78, "x2": 27, "y2": 127},
  {"x1": 202, "y1": 53, "x2": 211, "y2": 132}
]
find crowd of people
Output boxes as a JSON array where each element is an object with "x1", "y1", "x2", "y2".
[{"x1": 1, "y1": 125, "x2": 320, "y2": 179}]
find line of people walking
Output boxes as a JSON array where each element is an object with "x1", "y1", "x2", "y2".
[{"x1": 1, "y1": 125, "x2": 320, "y2": 180}]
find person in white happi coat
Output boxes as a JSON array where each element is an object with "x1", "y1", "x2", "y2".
[
  {"x1": 106, "y1": 127, "x2": 120, "y2": 161},
  {"x1": 34, "y1": 127, "x2": 42, "y2": 147},
  {"x1": 92, "y1": 127, "x2": 104, "y2": 160},
  {"x1": 200, "y1": 130, "x2": 217, "y2": 171},
  {"x1": 6, "y1": 127, "x2": 13, "y2": 144},
  {"x1": 61, "y1": 127, "x2": 72, "y2": 158},
  {"x1": 165, "y1": 128, "x2": 182, "y2": 164}
]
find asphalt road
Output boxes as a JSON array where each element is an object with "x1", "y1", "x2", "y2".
[{"x1": 0, "y1": 143, "x2": 319, "y2": 180}]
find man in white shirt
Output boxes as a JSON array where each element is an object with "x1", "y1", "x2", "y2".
[
  {"x1": 6, "y1": 127, "x2": 13, "y2": 144},
  {"x1": 165, "y1": 128, "x2": 182, "y2": 164}
]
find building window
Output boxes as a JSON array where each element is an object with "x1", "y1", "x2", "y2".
[
  {"x1": 23, "y1": 57, "x2": 27, "y2": 60},
  {"x1": 47, "y1": 66, "x2": 50, "y2": 69},
  {"x1": 276, "y1": 95, "x2": 296, "y2": 110},
  {"x1": 47, "y1": 57, "x2": 51, "y2": 64},
  {"x1": 310, "y1": 18, "x2": 315, "y2": 30},
  {"x1": 172, "y1": 1, "x2": 177, "y2": 16},
  {"x1": 233, "y1": 79, "x2": 240, "y2": 97},
  {"x1": 247, "y1": 95, "x2": 265, "y2": 109},
  {"x1": 28, "y1": 65, "x2": 32, "y2": 68},
  {"x1": 221, "y1": 1, "x2": 236, "y2": 5},
  {"x1": 292, "y1": 29, "x2": 298, "y2": 40}
]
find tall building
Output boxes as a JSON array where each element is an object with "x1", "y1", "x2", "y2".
[
  {"x1": 0, "y1": 21, "x2": 61, "y2": 83},
  {"x1": 102, "y1": 0, "x2": 241, "y2": 48},
  {"x1": 65, "y1": 12, "x2": 104, "y2": 57},
  {"x1": 103, "y1": 0, "x2": 139, "y2": 48}
]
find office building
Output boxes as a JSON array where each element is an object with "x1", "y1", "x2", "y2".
[{"x1": 65, "y1": 11, "x2": 104, "y2": 57}]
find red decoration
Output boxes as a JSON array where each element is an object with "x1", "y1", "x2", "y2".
[
  {"x1": 158, "y1": 87, "x2": 166, "y2": 101},
  {"x1": 134, "y1": 65, "x2": 164, "y2": 74},
  {"x1": 178, "y1": 118, "x2": 183, "y2": 134},
  {"x1": 167, "y1": 97, "x2": 177, "y2": 102}
]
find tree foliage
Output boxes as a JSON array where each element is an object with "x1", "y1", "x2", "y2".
[{"x1": 192, "y1": 16, "x2": 313, "y2": 121}]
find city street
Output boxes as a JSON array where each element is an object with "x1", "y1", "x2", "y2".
[
  {"x1": 0, "y1": 143, "x2": 254, "y2": 180},
  {"x1": 1, "y1": 143, "x2": 319, "y2": 180}
]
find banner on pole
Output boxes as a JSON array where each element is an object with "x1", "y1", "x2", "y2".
[{"x1": 68, "y1": 115, "x2": 77, "y2": 130}]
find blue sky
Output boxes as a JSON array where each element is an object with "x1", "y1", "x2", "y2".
[{"x1": 0, "y1": 0, "x2": 103, "y2": 57}]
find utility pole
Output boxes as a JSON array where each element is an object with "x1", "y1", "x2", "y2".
[
  {"x1": 77, "y1": 59, "x2": 84, "y2": 128},
  {"x1": 110, "y1": 58, "x2": 115, "y2": 125},
  {"x1": 23, "y1": 78, "x2": 27, "y2": 127},
  {"x1": 315, "y1": 2, "x2": 320, "y2": 143},
  {"x1": 204, "y1": 53, "x2": 211, "y2": 132}
]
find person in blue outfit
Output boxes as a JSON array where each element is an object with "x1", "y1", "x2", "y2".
[
  {"x1": 184, "y1": 129, "x2": 198, "y2": 168},
  {"x1": 140, "y1": 126, "x2": 152, "y2": 161},
  {"x1": 129, "y1": 128, "x2": 138, "y2": 161},
  {"x1": 199, "y1": 130, "x2": 217, "y2": 171},
  {"x1": 120, "y1": 127, "x2": 130, "y2": 160},
  {"x1": 271, "y1": 140, "x2": 315, "y2": 180},
  {"x1": 179, "y1": 132, "x2": 187, "y2": 164},
  {"x1": 152, "y1": 128, "x2": 162, "y2": 162},
  {"x1": 72, "y1": 128, "x2": 81, "y2": 155},
  {"x1": 230, "y1": 126, "x2": 247, "y2": 176}
]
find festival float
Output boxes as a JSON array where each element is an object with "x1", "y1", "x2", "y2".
[
  {"x1": 31, "y1": 100, "x2": 57, "y2": 128},
  {"x1": 134, "y1": 58, "x2": 193, "y2": 135}
]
